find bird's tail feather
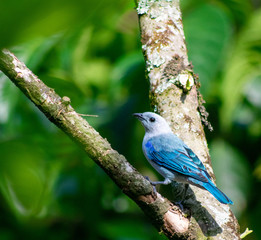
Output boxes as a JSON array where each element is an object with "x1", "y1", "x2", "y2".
[{"x1": 203, "y1": 181, "x2": 233, "y2": 204}]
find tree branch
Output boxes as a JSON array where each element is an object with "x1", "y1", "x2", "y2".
[
  {"x1": 136, "y1": 0, "x2": 240, "y2": 239},
  {"x1": 0, "y1": 49, "x2": 190, "y2": 239},
  {"x1": 0, "y1": 1, "x2": 241, "y2": 238}
]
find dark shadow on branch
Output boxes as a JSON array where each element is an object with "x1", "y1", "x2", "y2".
[
  {"x1": 180, "y1": 92, "x2": 187, "y2": 103},
  {"x1": 160, "y1": 182, "x2": 222, "y2": 237}
]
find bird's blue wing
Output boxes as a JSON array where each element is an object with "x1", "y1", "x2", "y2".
[
  {"x1": 145, "y1": 135, "x2": 209, "y2": 182},
  {"x1": 184, "y1": 146, "x2": 211, "y2": 179}
]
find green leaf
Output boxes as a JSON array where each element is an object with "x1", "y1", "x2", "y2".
[
  {"x1": 183, "y1": 3, "x2": 232, "y2": 97},
  {"x1": 0, "y1": 140, "x2": 60, "y2": 219},
  {"x1": 210, "y1": 139, "x2": 251, "y2": 217},
  {"x1": 254, "y1": 157, "x2": 261, "y2": 181},
  {"x1": 0, "y1": 0, "x2": 102, "y2": 48},
  {"x1": 99, "y1": 218, "x2": 165, "y2": 240},
  {"x1": 217, "y1": 0, "x2": 253, "y2": 25},
  {"x1": 220, "y1": 9, "x2": 261, "y2": 130},
  {"x1": 0, "y1": 75, "x2": 21, "y2": 137}
]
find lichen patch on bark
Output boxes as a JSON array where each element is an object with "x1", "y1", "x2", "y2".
[{"x1": 137, "y1": 0, "x2": 240, "y2": 239}]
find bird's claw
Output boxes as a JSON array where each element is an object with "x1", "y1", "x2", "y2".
[
  {"x1": 144, "y1": 176, "x2": 151, "y2": 182},
  {"x1": 174, "y1": 200, "x2": 184, "y2": 211}
]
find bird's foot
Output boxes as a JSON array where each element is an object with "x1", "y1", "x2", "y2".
[{"x1": 174, "y1": 200, "x2": 184, "y2": 211}]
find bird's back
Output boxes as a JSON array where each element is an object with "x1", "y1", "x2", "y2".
[{"x1": 142, "y1": 132, "x2": 210, "y2": 182}]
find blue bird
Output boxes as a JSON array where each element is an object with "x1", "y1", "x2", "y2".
[{"x1": 134, "y1": 112, "x2": 233, "y2": 205}]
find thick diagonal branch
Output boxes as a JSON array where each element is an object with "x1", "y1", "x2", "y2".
[
  {"x1": 0, "y1": 49, "x2": 191, "y2": 239},
  {"x1": 136, "y1": 0, "x2": 240, "y2": 239}
]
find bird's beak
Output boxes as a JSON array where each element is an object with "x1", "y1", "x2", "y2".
[{"x1": 133, "y1": 113, "x2": 145, "y2": 121}]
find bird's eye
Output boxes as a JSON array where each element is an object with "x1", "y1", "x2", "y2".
[{"x1": 149, "y1": 117, "x2": 155, "y2": 122}]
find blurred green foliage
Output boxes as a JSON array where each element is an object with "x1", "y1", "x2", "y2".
[{"x1": 0, "y1": 0, "x2": 260, "y2": 239}]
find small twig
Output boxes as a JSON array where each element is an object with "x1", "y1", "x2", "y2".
[
  {"x1": 240, "y1": 228, "x2": 253, "y2": 239},
  {"x1": 77, "y1": 113, "x2": 99, "y2": 117}
]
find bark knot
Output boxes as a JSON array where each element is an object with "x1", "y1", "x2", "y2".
[{"x1": 163, "y1": 54, "x2": 188, "y2": 80}]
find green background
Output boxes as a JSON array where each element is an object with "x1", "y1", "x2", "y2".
[{"x1": 0, "y1": 0, "x2": 260, "y2": 239}]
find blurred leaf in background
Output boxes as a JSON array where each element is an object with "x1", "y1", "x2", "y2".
[
  {"x1": 220, "y1": 8, "x2": 261, "y2": 131},
  {"x1": 0, "y1": 140, "x2": 59, "y2": 219},
  {"x1": 0, "y1": 0, "x2": 105, "y2": 48},
  {"x1": 183, "y1": 3, "x2": 232, "y2": 98},
  {"x1": 0, "y1": 0, "x2": 261, "y2": 239},
  {"x1": 182, "y1": 1, "x2": 261, "y2": 239},
  {"x1": 210, "y1": 139, "x2": 251, "y2": 216}
]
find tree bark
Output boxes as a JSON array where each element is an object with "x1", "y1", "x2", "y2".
[
  {"x1": 136, "y1": 0, "x2": 240, "y2": 239},
  {"x1": 0, "y1": 1, "x2": 241, "y2": 238},
  {"x1": 0, "y1": 49, "x2": 190, "y2": 239}
]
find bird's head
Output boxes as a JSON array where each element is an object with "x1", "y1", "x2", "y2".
[{"x1": 133, "y1": 112, "x2": 172, "y2": 135}]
